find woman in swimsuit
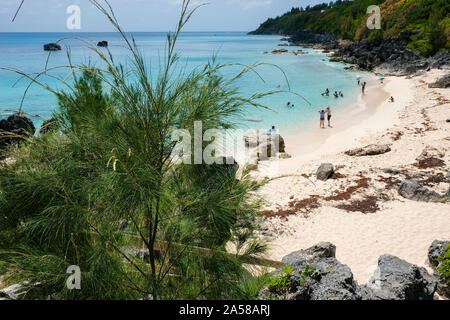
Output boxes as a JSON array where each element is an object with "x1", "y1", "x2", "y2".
[{"x1": 319, "y1": 110, "x2": 326, "y2": 128}]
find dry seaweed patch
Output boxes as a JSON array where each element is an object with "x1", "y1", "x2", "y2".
[
  {"x1": 260, "y1": 195, "x2": 321, "y2": 218},
  {"x1": 414, "y1": 157, "x2": 445, "y2": 169},
  {"x1": 324, "y1": 175, "x2": 371, "y2": 201},
  {"x1": 419, "y1": 172, "x2": 447, "y2": 187},
  {"x1": 383, "y1": 130, "x2": 403, "y2": 142},
  {"x1": 376, "y1": 175, "x2": 402, "y2": 189},
  {"x1": 335, "y1": 195, "x2": 380, "y2": 214},
  {"x1": 331, "y1": 171, "x2": 346, "y2": 179},
  {"x1": 413, "y1": 147, "x2": 446, "y2": 169}
]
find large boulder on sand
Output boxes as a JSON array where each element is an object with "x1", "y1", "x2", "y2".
[
  {"x1": 398, "y1": 179, "x2": 443, "y2": 202},
  {"x1": 429, "y1": 73, "x2": 450, "y2": 88},
  {"x1": 345, "y1": 144, "x2": 391, "y2": 157},
  {"x1": 428, "y1": 240, "x2": 450, "y2": 298},
  {"x1": 362, "y1": 254, "x2": 437, "y2": 300},
  {"x1": 316, "y1": 163, "x2": 334, "y2": 181},
  {"x1": 244, "y1": 130, "x2": 286, "y2": 160}
]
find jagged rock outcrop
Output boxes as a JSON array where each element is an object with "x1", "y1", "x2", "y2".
[
  {"x1": 282, "y1": 242, "x2": 336, "y2": 265},
  {"x1": 398, "y1": 179, "x2": 443, "y2": 202},
  {"x1": 316, "y1": 163, "x2": 334, "y2": 181},
  {"x1": 260, "y1": 243, "x2": 361, "y2": 300},
  {"x1": 97, "y1": 41, "x2": 108, "y2": 47},
  {"x1": 362, "y1": 254, "x2": 437, "y2": 300},
  {"x1": 289, "y1": 29, "x2": 338, "y2": 48},
  {"x1": 259, "y1": 243, "x2": 439, "y2": 301},
  {"x1": 286, "y1": 29, "x2": 449, "y2": 75},
  {"x1": 345, "y1": 144, "x2": 391, "y2": 157},
  {"x1": 38, "y1": 118, "x2": 59, "y2": 135},
  {"x1": 0, "y1": 114, "x2": 35, "y2": 150},
  {"x1": 429, "y1": 73, "x2": 450, "y2": 89},
  {"x1": 428, "y1": 240, "x2": 450, "y2": 299}
]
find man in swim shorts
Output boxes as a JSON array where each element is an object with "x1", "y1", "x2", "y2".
[{"x1": 326, "y1": 107, "x2": 332, "y2": 127}]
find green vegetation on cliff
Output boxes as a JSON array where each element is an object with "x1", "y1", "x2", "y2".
[{"x1": 251, "y1": 0, "x2": 449, "y2": 56}]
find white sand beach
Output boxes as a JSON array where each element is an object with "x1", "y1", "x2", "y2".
[{"x1": 253, "y1": 69, "x2": 450, "y2": 285}]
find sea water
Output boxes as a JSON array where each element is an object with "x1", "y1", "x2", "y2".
[{"x1": 0, "y1": 32, "x2": 370, "y2": 135}]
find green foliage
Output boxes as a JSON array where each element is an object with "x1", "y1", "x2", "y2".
[
  {"x1": 408, "y1": 39, "x2": 434, "y2": 56},
  {"x1": 438, "y1": 244, "x2": 450, "y2": 280},
  {"x1": 268, "y1": 265, "x2": 294, "y2": 293},
  {"x1": 368, "y1": 29, "x2": 384, "y2": 45},
  {"x1": 0, "y1": 0, "x2": 284, "y2": 300}
]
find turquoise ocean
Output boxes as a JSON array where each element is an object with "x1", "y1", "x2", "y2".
[{"x1": 0, "y1": 32, "x2": 370, "y2": 135}]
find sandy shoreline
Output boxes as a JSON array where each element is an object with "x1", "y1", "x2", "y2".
[{"x1": 253, "y1": 69, "x2": 450, "y2": 285}]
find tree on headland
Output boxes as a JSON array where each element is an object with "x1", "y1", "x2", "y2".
[{"x1": 250, "y1": 0, "x2": 449, "y2": 57}]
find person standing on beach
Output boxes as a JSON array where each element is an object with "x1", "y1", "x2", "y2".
[
  {"x1": 319, "y1": 110, "x2": 326, "y2": 129},
  {"x1": 362, "y1": 82, "x2": 366, "y2": 95},
  {"x1": 326, "y1": 107, "x2": 332, "y2": 127}
]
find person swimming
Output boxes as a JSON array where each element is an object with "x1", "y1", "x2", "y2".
[
  {"x1": 322, "y1": 88, "x2": 330, "y2": 96},
  {"x1": 339, "y1": 91, "x2": 344, "y2": 97},
  {"x1": 269, "y1": 126, "x2": 278, "y2": 134},
  {"x1": 319, "y1": 110, "x2": 326, "y2": 128},
  {"x1": 287, "y1": 102, "x2": 291, "y2": 108},
  {"x1": 334, "y1": 91, "x2": 338, "y2": 98}
]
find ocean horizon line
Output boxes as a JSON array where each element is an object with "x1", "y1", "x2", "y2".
[{"x1": 0, "y1": 31, "x2": 252, "y2": 34}]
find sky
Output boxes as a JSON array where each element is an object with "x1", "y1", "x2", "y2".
[{"x1": 0, "y1": 0, "x2": 330, "y2": 32}]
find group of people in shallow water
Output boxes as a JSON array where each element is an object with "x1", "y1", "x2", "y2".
[
  {"x1": 274, "y1": 76, "x2": 397, "y2": 133},
  {"x1": 321, "y1": 88, "x2": 344, "y2": 98}
]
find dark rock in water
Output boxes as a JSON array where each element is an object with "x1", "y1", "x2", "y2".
[
  {"x1": 0, "y1": 114, "x2": 35, "y2": 149},
  {"x1": 43, "y1": 43, "x2": 62, "y2": 51},
  {"x1": 39, "y1": 118, "x2": 58, "y2": 135},
  {"x1": 428, "y1": 240, "x2": 450, "y2": 299},
  {"x1": 363, "y1": 254, "x2": 437, "y2": 300},
  {"x1": 345, "y1": 144, "x2": 391, "y2": 157},
  {"x1": 429, "y1": 73, "x2": 450, "y2": 88},
  {"x1": 316, "y1": 163, "x2": 334, "y2": 181},
  {"x1": 282, "y1": 242, "x2": 336, "y2": 265},
  {"x1": 97, "y1": 41, "x2": 108, "y2": 47},
  {"x1": 398, "y1": 179, "x2": 443, "y2": 202}
]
